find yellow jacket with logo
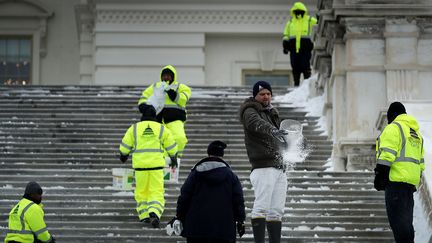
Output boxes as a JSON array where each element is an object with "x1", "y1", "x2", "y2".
[
  {"x1": 119, "y1": 120, "x2": 178, "y2": 169},
  {"x1": 283, "y1": 2, "x2": 317, "y2": 53},
  {"x1": 376, "y1": 114, "x2": 425, "y2": 186},
  {"x1": 138, "y1": 65, "x2": 191, "y2": 123},
  {"x1": 5, "y1": 198, "x2": 53, "y2": 243}
]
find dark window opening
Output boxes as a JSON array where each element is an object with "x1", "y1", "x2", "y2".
[
  {"x1": 0, "y1": 37, "x2": 32, "y2": 86},
  {"x1": 243, "y1": 70, "x2": 291, "y2": 87}
]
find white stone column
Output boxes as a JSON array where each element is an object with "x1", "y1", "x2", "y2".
[
  {"x1": 385, "y1": 18, "x2": 420, "y2": 102},
  {"x1": 76, "y1": 3, "x2": 95, "y2": 85}
]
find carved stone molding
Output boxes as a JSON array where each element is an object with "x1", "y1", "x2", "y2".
[
  {"x1": 344, "y1": 18, "x2": 385, "y2": 36},
  {"x1": 417, "y1": 17, "x2": 432, "y2": 36},
  {"x1": 340, "y1": 139, "x2": 376, "y2": 171},
  {"x1": 96, "y1": 9, "x2": 288, "y2": 26},
  {"x1": 386, "y1": 70, "x2": 418, "y2": 101},
  {"x1": 318, "y1": 0, "x2": 333, "y2": 10},
  {"x1": 75, "y1": 4, "x2": 95, "y2": 37},
  {"x1": 375, "y1": 109, "x2": 387, "y2": 132}
]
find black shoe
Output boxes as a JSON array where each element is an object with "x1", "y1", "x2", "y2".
[{"x1": 149, "y1": 212, "x2": 160, "y2": 228}]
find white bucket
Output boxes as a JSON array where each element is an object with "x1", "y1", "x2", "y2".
[
  {"x1": 164, "y1": 158, "x2": 181, "y2": 183},
  {"x1": 112, "y1": 168, "x2": 134, "y2": 190}
]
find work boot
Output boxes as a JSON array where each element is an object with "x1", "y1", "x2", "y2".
[
  {"x1": 251, "y1": 218, "x2": 266, "y2": 243},
  {"x1": 267, "y1": 221, "x2": 282, "y2": 243},
  {"x1": 304, "y1": 69, "x2": 312, "y2": 79},
  {"x1": 149, "y1": 212, "x2": 160, "y2": 228}
]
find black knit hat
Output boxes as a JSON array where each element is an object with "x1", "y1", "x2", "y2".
[
  {"x1": 24, "y1": 181, "x2": 43, "y2": 196},
  {"x1": 207, "y1": 140, "x2": 227, "y2": 157},
  {"x1": 253, "y1": 81, "x2": 272, "y2": 97},
  {"x1": 387, "y1": 102, "x2": 406, "y2": 123}
]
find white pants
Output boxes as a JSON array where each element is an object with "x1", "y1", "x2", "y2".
[{"x1": 250, "y1": 167, "x2": 287, "y2": 221}]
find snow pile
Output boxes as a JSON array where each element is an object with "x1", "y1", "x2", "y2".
[{"x1": 274, "y1": 74, "x2": 327, "y2": 135}]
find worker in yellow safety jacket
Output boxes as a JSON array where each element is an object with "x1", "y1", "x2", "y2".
[
  {"x1": 119, "y1": 105, "x2": 178, "y2": 228},
  {"x1": 138, "y1": 65, "x2": 191, "y2": 157},
  {"x1": 4, "y1": 181, "x2": 55, "y2": 243},
  {"x1": 282, "y1": 2, "x2": 317, "y2": 86},
  {"x1": 374, "y1": 102, "x2": 425, "y2": 243}
]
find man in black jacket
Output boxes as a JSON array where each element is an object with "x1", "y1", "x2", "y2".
[
  {"x1": 176, "y1": 141, "x2": 246, "y2": 243},
  {"x1": 239, "y1": 81, "x2": 288, "y2": 243}
]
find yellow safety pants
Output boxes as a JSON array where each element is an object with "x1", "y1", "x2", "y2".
[
  {"x1": 134, "y1": 169, "x2": 165, "y2": 220},
  {"x1": 165, "y1": 120, "x2": 188, "y2": 157}
]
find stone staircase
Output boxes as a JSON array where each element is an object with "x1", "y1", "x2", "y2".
[{"x1": 0, "y1": 86, "x2": 393, "y2": 242}]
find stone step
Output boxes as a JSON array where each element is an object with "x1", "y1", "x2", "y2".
[
  {"x1": 0, "y1": 123, "x2": 323, "y2": 131},
  {"x1": 0, "y1": 118, "x2": 320, "y2": 126},
  {"x1": 0, "y1": 140, "x2": 332, "y2": 149},
  {"x1": 0, "y1": 207, "x2": 388, "y2": 219},
  {"x1": 0, "y1": 174, "x2": 373, "y2": 188},
  {"x1": 0, "y1": 163, "x2": 329, "y2": 172},
  {"x1": 0, "y1": 183, "x2": 377, "y2": 196},
  {"x1": 0, "y1": 218, "x2": 390, "y2": 230},
  {"x1": 0, "y1": 199, "x2": 386, "y2": 211},
  {"x1": 0, "y1": 130, "x2": 325, "y2": 138},
  {"x1": 0, "y1": 134, "x2": 329, "y2": 143},
  {"x1": 0, "y1": 231, "x2": 394, "y2": 243},
  {"x1": 0, "y1": 186, "x2": 385, "y2": 198},
  {"x1": 0, "y1": 148, "x2": 331, "y2": 158},
  {"x1": 0, "y1": 157, "x2": 331, "y2": 165}
]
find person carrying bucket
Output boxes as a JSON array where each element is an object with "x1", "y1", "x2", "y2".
[{"x1": 119, "y1": 105, "x2": 178, "y2": 228}]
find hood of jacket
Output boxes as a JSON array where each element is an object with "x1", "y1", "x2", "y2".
[
  {"x1": 239, "y1": 97, "x2": 278, "y2": 123},
  {"x1": 160, "y1": 65, "x2": 177, "y2": 83},
  {"x1": 394, "y1": 114, "x2": 420, "y2": 131},
  {"x1": 290, "y1": 2, "x2": 308, "y2": 17},
  {"x1": 192, "y1": 157, "x2": 231, "y2": 185}
]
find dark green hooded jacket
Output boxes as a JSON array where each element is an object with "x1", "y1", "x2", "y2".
[{"x1": 239, "y1": 97, "x2": 284, "y2": 170}]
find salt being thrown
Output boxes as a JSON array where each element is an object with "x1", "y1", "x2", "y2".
[{"x1": 279, "y1": 119, "x2": 311, "y2": 170}]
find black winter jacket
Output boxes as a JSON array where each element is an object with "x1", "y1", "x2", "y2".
[
  {"x1": 239, "y1": 97, "x2": 283, "y2": 169},
  {"x1": 176, "y1": 157, "x2": 245, "y2": 241}
]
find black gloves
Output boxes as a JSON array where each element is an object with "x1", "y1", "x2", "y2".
[
  {"x1": 373, "y1": 164, "x2": 390, "y2": 191},
  {"x1": 166, "y1": 89, "x2": 177, "y2": 101},
  {"x1": 237, "y1": 221, "x2": 245, "y2": 237},
  {"x1": 139, "y1": 103, "x2": 153, "y2": 114},
  {"x1": 169, "y1": 156, "x2": 178, "y2": 168},
  {"x1": 119, "y1": 154, "x2": 129, "y2": 163},
  {"x1": 282, "y1": 40, "x2": 289, "y2": 55},
  {"x1": 271, "y1": 128, "x2": 288, "y2": 143}
]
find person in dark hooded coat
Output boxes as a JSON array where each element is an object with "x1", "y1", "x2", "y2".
[{"x1": 176, "y1": 141, "x2": 246, "y2": 243}]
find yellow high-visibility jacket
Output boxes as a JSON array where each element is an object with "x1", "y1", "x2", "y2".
[
  {"x1": 119, "y1": 120, "x2": 178, "y2": 169},
  {"x1": 283, "y1": 2, "x2": 317, "y2": 53},
  {"x1": 5, "y1": 198, "x2": 53, "y2": 243},
  {"x1": 376, "y1": 114, "x2": 425, "y2": 187},
  {"x1": 138, "y1": 65, "x2": 191, "y2": 122}
]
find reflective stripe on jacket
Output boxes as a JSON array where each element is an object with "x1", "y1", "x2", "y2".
[
  {"x1": 5, "y1": 198, "x2": 52, "y2": 243},
  {"x1": 119, "y1": 120, "x2": 178, "y2": 169},
  {"x1": 376, "y1": 114, "x2": 425, "y2": 186},
  {"x1": 138, "y1": 65, "x2": 191, "y2": 111},
  {"x1": 282, "y1": 2, "x2": 317, "y2": 53}
]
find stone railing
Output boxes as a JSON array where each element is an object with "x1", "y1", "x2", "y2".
[{"x1": 419, "y1": 177, "x2": 432, "y2": 229}]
